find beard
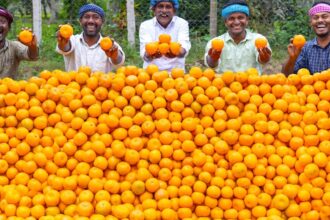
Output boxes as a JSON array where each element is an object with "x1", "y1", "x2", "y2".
[{"x1": 82, "y1": 24, "x2": 101, "y2": 38}]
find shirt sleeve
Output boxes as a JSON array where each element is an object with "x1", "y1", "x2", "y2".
[
  {"x1": 139, "y1": 21, "x2": 154, "y2": 59},
  {"x1": 109, "y1": 41, "x2": 125, "y2": 67},
  {"x1": 14, "y1": 41, "x2": 31, "y2": 61},
  {"x1": 177, "y1": 20, "x2": 191, "y2": 57},
  {"x1": 294, "y1": 47, "x2": 307, "y2": 73}
]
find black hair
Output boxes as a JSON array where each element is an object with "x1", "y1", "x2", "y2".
[{"x1": 222, "y1": 0, "x2": 248, "y2": 9}]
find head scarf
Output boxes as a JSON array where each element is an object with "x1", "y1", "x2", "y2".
[
  {"x1": 309, "y1": 3, "x2": 330, "y2": 16},
  {"x1": 150, "y1": 0, "x2": 179, "y2": 9},
  {"x1": 221, "y1": 0, "x2": 249, "y2": 19},
  {"x1": 78, "y1": 4, "x2": 105, "y2": 20},
  {"x1": 0, "y1": 7, "x2": 13, "y2": 26}
]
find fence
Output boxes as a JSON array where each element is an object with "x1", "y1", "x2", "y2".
[
  {"x1": 0, "y1": 0, "x2": 315, "y2": 77},
  {"x1": 4, "y1": 0, "x2": 217, "y2": 44}
]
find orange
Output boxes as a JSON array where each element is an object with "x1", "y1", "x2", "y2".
[
  {"x1": 158, "y1": 33, "x2": 171, "y2": 44},
  {"x1": 59, "y1": 24, "x2": 73, "y2": 39},
  {"x1": 158, "y1": 43, "x2": 170, "y2": 55},
  {"x1": 293, "y1": 34, "x2": 306, "y2": 48},
  {"x1": 211, "y1": 38, "x2": 224, "y2": 51},
  {"x1": 255, "y1": 37, "x2": 268, "y2": 49},
  {"x1": 145, "y1": 42, "x2": 159, "y2": 56},
  {"x1": 170, "y1": 42, "x2": 181, "y2": 56},
  {"x1": 100, "y1": 37, "x2": 113, "y2": 51},
  {"x1": 18, "y1": 30, "x2": 33, "y2": 44}
]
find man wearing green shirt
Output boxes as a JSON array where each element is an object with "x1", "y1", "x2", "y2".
[{"x1": 204, "y1": 0, "x2": 271, "y2": 74}]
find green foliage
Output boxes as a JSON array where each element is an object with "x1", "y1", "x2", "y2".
[
  {"x1": 268, "y1": 7, "x2": 312, "y2": 49},
  {"x1": 60, "y1": 0, "x2": 107, "y2": 23}
]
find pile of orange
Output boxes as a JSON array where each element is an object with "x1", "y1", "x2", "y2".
[
  {"x1": 145, "y1": 34, "x2": 181, "y2": 56},
  {"x1": 0, "y1": 65, "x2": 329, "y2": 219}
]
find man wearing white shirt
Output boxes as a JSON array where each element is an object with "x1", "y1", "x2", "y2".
[
  {"x1": 56, "y1": 3, "x2": 125, "y2": 73},
  {"x1": 139, "y1": 0, "x2": 191, "y2": 72}
]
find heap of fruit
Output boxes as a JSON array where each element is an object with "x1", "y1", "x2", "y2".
[
  {"x1": 0, "y1": 65, "x2": 329, "y2": 220},
  {"x1": 145, "y1": 34, "x2": 182, "y2": 56}
]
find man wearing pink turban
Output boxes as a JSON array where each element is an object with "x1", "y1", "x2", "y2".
[
  {"x1": 0, "y1": 7, "x2": 38, "y2": 79},
  {"x1": 282, "y1": 0, "x2": 330, "y2": 75}
]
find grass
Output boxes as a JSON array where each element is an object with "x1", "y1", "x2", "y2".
[{"x1": 10, "y1": 22, "x2": 287, "y2": 79}]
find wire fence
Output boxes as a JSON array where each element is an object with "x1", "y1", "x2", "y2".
[{"x1": 6, "y1": 0, "x2": 217, "y2": 42}]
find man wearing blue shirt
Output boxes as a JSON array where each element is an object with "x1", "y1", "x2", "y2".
[{"x1": 282, "y1": 1, "x2": 330, "y2": 75}]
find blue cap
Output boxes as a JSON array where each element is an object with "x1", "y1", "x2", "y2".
[
  {"x1": 79, "y1": 4, "x2": 105, "y2": 19},
  {"x1": 221, "y1": 4, "x2": 250, "y2": 18},
  {"x1": 150, "y1": 0, "x2": 179, "y2": 9}
]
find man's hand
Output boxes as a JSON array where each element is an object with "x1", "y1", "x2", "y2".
[
  {"x1": 144, "y1": 51, "x2": 162, "y2": 61},
  {"x1": 287, "y1": 38, "x2": 302, "y2": 59},
  {"x1": 258, "y1": 47, "x2": 272, "y2": 64},
  {"x1": 208, "y1": 48, "x2": 221, "y2": 61},
  {"x1": 57, "y1": 25, "x2": 70, "y2": 51}
]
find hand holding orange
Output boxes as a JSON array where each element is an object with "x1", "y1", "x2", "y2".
[
  {"x1": 292, "y1": 35, "x2": 306, "y2": 49},
  {"x1": 18, "y1": 30, "x2": 33, "y2": 44},
  {"x1": 211, "y1": 39, "x2": 224, "y2": 52},
  {"x1": 255, "y1": 37, "x2": 268, "y2": 49},
  {"x1": 100, "y1": 37, "x2": 113, "y2": 51},
  {"x1": 59, "y1": 24, "x2": 73, "y2": 39}
]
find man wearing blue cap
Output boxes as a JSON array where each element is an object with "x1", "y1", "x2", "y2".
[
  {"x1": 56, "y1": 3, "x2": 125, "y2": 73},
  {"x1": 204, "y1": 0, "x2": 271, "y2": 74},
  {"x1": 0, "y1": 7, "x2": 38, "y2": 79},
  {"x1": 139, "y1": 0, "x2": 191, "y2": 72}
]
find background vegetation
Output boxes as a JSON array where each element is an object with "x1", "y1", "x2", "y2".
[{"x1": 1, "y1": 0, "x2": 316, "y2": 78}]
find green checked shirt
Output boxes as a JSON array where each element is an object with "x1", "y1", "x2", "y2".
[{"x1": 204, "y1": 30, "x2": 271, "y2": 75}]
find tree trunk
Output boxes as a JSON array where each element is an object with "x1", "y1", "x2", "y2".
[
  {"x1": 32, "y1": 0, "x2": 42, "y2": 45},
  {"x1": 209, "y1": 0, "x2": 218, "y2": 38},
  {"x1": 48, "y1": 0, "x2": 60, "y2": 24},
  {"x1": 126, "y1": 0, "x2": 136, "y2": 47}
]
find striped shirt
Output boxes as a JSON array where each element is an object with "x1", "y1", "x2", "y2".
[
  {"x1": 204, "y1": 30, "x2": 271, "y2": 75},
  {"x1": 294, "y1": 38, "x2": 330, "y2": 74},
  {"x1": 0, "y1": 39, "x2": 31, "y2": 79}
]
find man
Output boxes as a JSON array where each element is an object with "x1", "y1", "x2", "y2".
[
  {"x1": 282, "y1": 1, "x2": 330, "y2": 75},
  {"x1": 56, "y1": 3, "x2": 125, "y2": 73},
  {"x1": 204, "y1": 0, "x2": 271, "y2": 74},
  {"x1": 139, "y1": 0, "x2": 191, "y2": 72},
  {"x1": 0, "y1": 7, "x2": 38, "y2": 79}
]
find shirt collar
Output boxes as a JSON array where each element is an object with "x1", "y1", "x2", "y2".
[
  {"x1": 153, "y1": 16, "x2": 177, "y2": 29},
  {"x1": 79, "y1": 32, "x2": 102, "y2": 48},
  {"x1": 312, "y1": 37, "x2": 330, "y2": 48},
  {"x1": 0, "y1": 39, "x2": 9, "y2": 53},
  {"x1": 224, "y1": 29, "x2": 252, "y2": 43}
]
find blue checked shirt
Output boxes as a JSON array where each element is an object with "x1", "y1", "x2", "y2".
[{"x1": 294, "y1": 38, "x2": 330, "y2": 74}]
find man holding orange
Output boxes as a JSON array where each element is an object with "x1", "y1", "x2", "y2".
[
  {"x1": 139, "y1": 0, "x2": 191, "y2": 72},
  {"x1": 204, "y1": 0, "x2": 271, "y2": 74},
  {"x1": 56, "y1": 3, "x2": 125, "y2": 73},
  {"x1": 282, "y1": 0, "x2": 330, "y2": 75},
  {"x1": 0, "y1": 7, "x2": 38, "y2": 79}
]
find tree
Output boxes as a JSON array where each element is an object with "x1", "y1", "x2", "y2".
[
  {"x1": 210, "y1": 0, "x2": 217, "y2": 38},
  {"x1": 126, "y1": 0, "x2": 136, "y2": 47}
]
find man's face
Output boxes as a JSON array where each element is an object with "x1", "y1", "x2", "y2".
[
  {"x1": 0, "y1": 15, "x2": 10, "y2": 43},
  {"x1": 154, "y1": 2, "x2": 175, "y2": 28},
  {"x1": 80, "y1": 11, "x2": 103, "y2": 37},
  {"x1": 225, "y1": 12, "x2": 249, "y2": 37},
  {"x1": 310, "y1": 12, "x2": 330, "y2": 38}
]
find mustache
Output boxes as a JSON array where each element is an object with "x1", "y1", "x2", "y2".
[{"x1": 156, "y1": 12, "x2": 170, "y2": 17}]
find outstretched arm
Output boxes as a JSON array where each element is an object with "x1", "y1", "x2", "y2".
[{"x1": 282, "y1": 38, "x2": 302, "y2": 76}]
